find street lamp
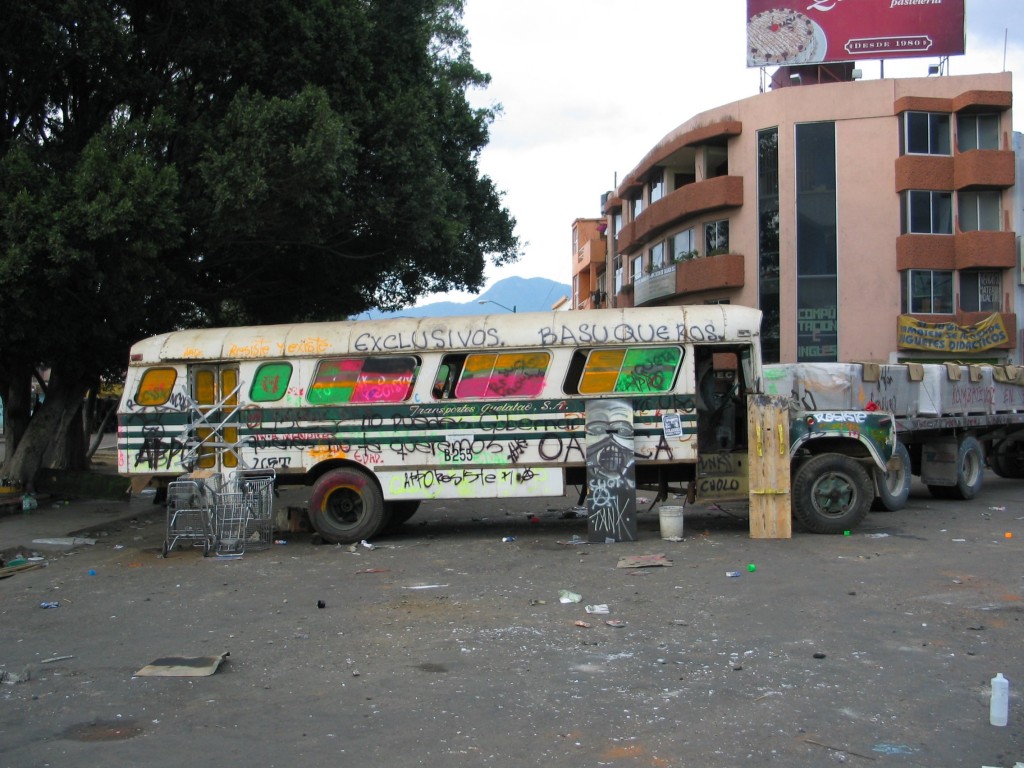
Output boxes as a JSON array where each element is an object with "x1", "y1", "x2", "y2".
[{"x1": 477, "y1": 300, "x2": 516, "y2": 313}]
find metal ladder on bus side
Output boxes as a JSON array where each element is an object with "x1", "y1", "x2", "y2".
[{"x1": 175, "y1": 384, "x2": 254, "y2": 472}]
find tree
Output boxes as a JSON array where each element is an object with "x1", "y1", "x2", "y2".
[{"x1": 0, "y1": 0, "x2": 519, "y2": 486}]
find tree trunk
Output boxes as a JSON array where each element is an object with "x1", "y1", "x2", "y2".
[
  {"x1": 3, "y1": 368, "x2": 90, "y2": 490},
  {"x1": 0, "y1": 362, "x2": 34, "y2": 477}
]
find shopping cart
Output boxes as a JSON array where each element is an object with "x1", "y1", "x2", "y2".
[
  {"x1": 212, "y1": 469, "x2": 276, "y2": 556},
  {"x1": 236, "y1": 469, "x2": 276, "y2": 551},
  {"x1": 164, "y1": 475, "x2": 220, "y2": 556}
]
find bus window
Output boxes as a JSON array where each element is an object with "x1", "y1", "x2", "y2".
[
  {"x1": 251, "y1": 362, "x2": 292, "y2": 403},
  {"x1": 308, "y1": 356, "x2": 418, "y2": 404},
  {"x1": 432, "y1": 357, "x2": 465, "y2": 400},
  {"x1": 455, "y1": 351, "x2": 550, "y2": 399},
  {"x1": 135, "y1": 367, "x2": 177, "y2": 406},
  {"x1": 576, "y1": 347, "x2": 682, "y2": 394}
]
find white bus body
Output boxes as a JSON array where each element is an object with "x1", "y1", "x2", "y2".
[{"x1": 118, "y1": 306, "x2": 763, "y2": 541}]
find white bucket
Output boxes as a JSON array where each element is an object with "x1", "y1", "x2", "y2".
[{"x1": 659, "y1": 505, "x2": 685, "y2": 540}]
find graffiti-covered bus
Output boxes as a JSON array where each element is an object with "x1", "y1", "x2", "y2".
[{"x1": 117, "y1": 305, "x2": 894, "y2": 541}]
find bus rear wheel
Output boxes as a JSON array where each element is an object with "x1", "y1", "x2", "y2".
[{"x1": 309, "y1": 468, "x2": 388, "y2": 544}]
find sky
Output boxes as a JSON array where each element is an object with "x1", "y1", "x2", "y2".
[{"x1": 420, "y1": 0, "x2": 1024, "y2": 305}]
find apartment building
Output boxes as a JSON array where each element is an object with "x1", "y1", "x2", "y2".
[{"x1": 573, "y1": 69, "x2": 1018, "y2": 364}]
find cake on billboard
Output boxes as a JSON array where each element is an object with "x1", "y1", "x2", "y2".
[{"x1": 746, "y1": 0, "x2": 965, "y2": 67}]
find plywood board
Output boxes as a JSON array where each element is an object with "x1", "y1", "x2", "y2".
[{"x1": 747, "y1": 395, "x2": 792, "y2": 539}]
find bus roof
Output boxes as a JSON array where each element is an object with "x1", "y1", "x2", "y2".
[{"x1": 127, "y1": 305, "x2": 763, "y2": 365}]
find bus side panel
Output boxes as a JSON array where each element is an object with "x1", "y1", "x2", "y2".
[
  {"x1": 117, "y1": 365, "x2": 192, "y2": 479},
  {"x1": 379, "y1": 466, "x2": 564, "y2": 500}
]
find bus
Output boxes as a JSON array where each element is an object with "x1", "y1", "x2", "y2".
[{"x1": 117, "y1": 305, "x2": 895, "y2": 541}]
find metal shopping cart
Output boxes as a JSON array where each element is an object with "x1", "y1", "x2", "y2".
[
  {"x1": 212, "y1": 469, "x2": 276, "y2": 556},
  {"x1": 236, "y1": 469, "x2": 276, "y2": 551},
  {"x1": 165, "y1": 470, "x2": 276, "y2": 557},
  {"x1": 164, "y1": 474, "x2": 222, "y2": 556}
]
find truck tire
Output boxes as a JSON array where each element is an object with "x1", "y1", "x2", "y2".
[
  {"x1": 309, "y1": 468, "x2": 389, "y2": 544},
  {"x1": 792, "y1": 454, "x2": 872, "y2": 534},
  {"x1": 872, "y1": 441, "x2": 912, "y2": 511},
  {"x1": 990, "y1": 441, "x2": 1024, "y2": 479},
  {"x1": 927, "y1": 436, "x2": 984, "y2": 500}
]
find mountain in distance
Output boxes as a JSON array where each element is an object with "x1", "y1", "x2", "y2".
[{"x1": 359, "y1": 276, "x2": 571, "y2": 319}]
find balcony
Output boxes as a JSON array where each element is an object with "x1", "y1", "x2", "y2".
[
  {"x1": 574, "y1": 236, "x2": 606, "y2": 273},
  {"x1": 894, "y1": 155, "x2": 953, "y2": 192},
  {"x1": 954, "y1": 149, "x2": 1015, "y2": 189},
  {"x1": 632, "y1": 252, "x2": 745, "y2": 306},
  {"x1": 896, "y1": 230, "x2": 1016, "y2": 271},
  {"x1": 618, "y1": 176, "x2": 743, "y2": 254}
]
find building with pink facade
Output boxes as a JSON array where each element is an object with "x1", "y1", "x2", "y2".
[{"x1": 574, "y1": 70, "x2": 1018, "y2": 365}]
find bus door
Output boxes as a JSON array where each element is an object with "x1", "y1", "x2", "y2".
[
  {"x1": 189, "y1": 364, "x2": 241, "y2": 473},
  {"x1": 694, "y1": 349, "x2": 749, "y2": 504}
]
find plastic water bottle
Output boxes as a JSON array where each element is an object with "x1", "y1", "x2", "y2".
[{"x1": 990, "y1": 672, "x2": 1009, "y2": 726}]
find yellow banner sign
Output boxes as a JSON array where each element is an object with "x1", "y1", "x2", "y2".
[{"x1": 897, "y1": 313, "x2": 1010, "y2": 353}]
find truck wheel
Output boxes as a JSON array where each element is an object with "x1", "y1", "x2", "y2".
[
  {"x1": 792, "y1": 454, "x2": 872, "y2": 534},
  {"x1": 872, "y1": 441, "x2": 912, "y2": 512},
  {"x1": 927, "y1": 436, "x2": 984, "y2": 500},
  {"x1": 309, "y1": 468, "x2": 388, "y2": 544},
  {"x1": 384, "y1": 500, "x2": 421, "y2": 531},
  {"x1": 990, "y1": 442, "x2": 1024, "y2": 479}
]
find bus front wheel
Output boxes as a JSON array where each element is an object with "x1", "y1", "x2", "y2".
[{"x1": 309, "y1": 468, "x2": 389, "y2": 544}]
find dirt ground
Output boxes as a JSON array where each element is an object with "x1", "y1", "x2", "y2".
[{"x1": 1, "y1": 475, "x2": 1023, "y2": 768}]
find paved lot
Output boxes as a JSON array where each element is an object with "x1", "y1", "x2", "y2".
[{"x1": 1, "y1": 474, "x2": 1023, "y2": 767}]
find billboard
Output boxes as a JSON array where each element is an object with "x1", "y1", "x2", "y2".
[{"x1": 746, "y1": 0, "x2": 966, "y2": 68}]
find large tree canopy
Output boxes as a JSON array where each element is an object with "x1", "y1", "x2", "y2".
[{"x1": 0, "y1": 0, "x2": 519, "y2": 484}]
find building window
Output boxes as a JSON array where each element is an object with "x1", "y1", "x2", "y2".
[
  {"x1": 613, "y1": 211, "x2": 622, "y2": 239},
  {"x1": 649, "y1": 172, "x2": 665, "y2": 204},
  {"x1": 902, "y1": 190, "x2": 953, "y2": 234},
  {"x1": 903, "y1": 111, "x2": 951, "y2": 155},
  {"x1": 670, "y1": 228, "x2": 697, "y2": 261},
  {"x1": 757, "y1": 127, "x2": 780, "y2": 364},
  {"x1": 902, "y1": 269, "x2": 953, "y2": 314},
  {"x1": 704, "y1": 220, "x2": 729, "y2": 255},
  {"x1": 631, "y1": 254, "x2": 643, "y2": 283},
  {"x1": 649, "y1": 242, "x2": 665, "y2": 270},
  {"x1": 631, "y1": 196, "x2": 643, "y2": 220},
  {"x1": 957, "y1": 113, "x2": 1000, "y2": 151},
  {"x1": 960, "y1": 270, "x2": 1002, "y2": 312},
  {"x1": 958, "y1": 190, "x2": 1001, "y2": 231}
]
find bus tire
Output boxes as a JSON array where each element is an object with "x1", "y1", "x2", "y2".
[
  {"x1": 872, "y1": 441, "x2": 912, "y2": 512},
  {"x1": 309, "y1": 468, "x2": 388, "y2": 544},
  {"x1": 385, "y1": 500, "x2": 421, "y2": 531},
  {"x1": 927, "y1": 436, "x2": 984, "y2": 500},
  {"x1": 792, "y1": 454, "x2": 872, "y2": 534},
  {"x1": 990, "y1": 441, "x2": 1024, "y2": 479}
]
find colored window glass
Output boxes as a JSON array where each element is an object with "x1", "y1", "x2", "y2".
[
  {"x1": 251, "y1": 363, "x2": 293, "y2": 403},
  {"x1": 134, "y1": 368, "x2": 177, "y2": 406},
  {"x1": 455, "y1": 352, "x2": 550, "y2": 399},
  {"x1": 308, "y1": 357, "x2": 417, "y2": 404},
  {"x1": 579, "y1": 347, "x2": 682, "y2": 394}
]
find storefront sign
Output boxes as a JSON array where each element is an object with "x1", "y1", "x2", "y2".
[{"x1": 897, "y1": 313, "x2": 1009, "y2": 353}]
